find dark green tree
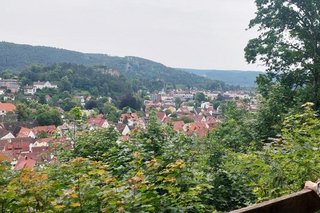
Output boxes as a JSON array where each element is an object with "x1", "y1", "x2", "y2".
[
  {"x1": 194, "y1": 92, "x2": 206, "y2": 103},
  {"x1": 245, "y1": 0, "x2": 320, "y2": 107},
  {"x1": 67, "y1": 106, "x2": 83, "y2": 121},
  {"x1": 59, "y1": 76, "x2": 72, "y2": 92},
  {"x1": 174, "y1": 97, "x2": 182, "y2": 109},
  {"x1": 207, "y1": 102, "x2": 257, "y2": 152},
  {"x1": 1, "y1": 69, "x2": 15, "y2": 79},
  {"x1": 84, "y1": 100, "x2": 98, "y2": 110},
  {"x1": 38, "y1": 131, "x2": 48, "y2": 138},
  {"x1": 74, "y1": 127, "x2": 120, "y2": 161},
  {"x1": 102, "y1": 102, "x2": 120, "y2": 123},
  {"x1": 16, "y1": 103, "x2": 33, "y2": 121},
  {"x1": 35, "y1": 107, "x2": 62, "y2": 126},
  {"x1": 119, "y1": 94, "x2": 141, "y2": 111}
]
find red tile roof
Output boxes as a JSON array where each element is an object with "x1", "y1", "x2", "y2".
[
  {"x1": 87, "y1": 115, "x2": 107, "y2": 128},
  {"x1": 173, "y1": 121, "x2": 185, "y2": 132},
  {"x1": 157, "y1": 112, "x2": 166, "y2": 122},
  {"x1": 14, "y1": 157, "x2": 36, "y2": 170},
  {"x1": 2, "y1": 137, "x2": 35, "y2": 158},
  {"x1": 17, "y1": 127, "x2": 33, "y2": 138},
  {"x1": 35, "y1": 138, "x2": 52, "y2": 143},
  {"x1": 0, "y1": 103, "x2": 16, "y2": 112},
  {"x1": 33, "y1": 125, "x2": 56, "y2": 136},
  {"x1": 194, "y1": 115, "x2": 206, "y2": 122},
  {"x1": 186, "y1": 122, "x2": 209, "y2": 138},
  {"x1": 120, "y1": 113, "x2": 139, "y2": 122},
  {"x1": 47, "y1": 138, "x2": 72, "y2": 150}
]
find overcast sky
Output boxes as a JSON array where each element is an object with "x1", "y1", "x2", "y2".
[{"x1": 1, "y1": 0, "x2": 265, "y2": 71}]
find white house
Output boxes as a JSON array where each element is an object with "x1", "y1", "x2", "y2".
[
  {"x1": 33, "y1": 81, "x2": 58, "y2": 90},
  {"x1": 23, "y1": 85, "x2": 37, "y2": 95}
]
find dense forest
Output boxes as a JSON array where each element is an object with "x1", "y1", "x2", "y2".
[
  {"x1": 0, "y1": 42, "x2": 228, "y2": 90},
  {"x1": 19, "y1": 64, "x2": 132, "y2": 100}
]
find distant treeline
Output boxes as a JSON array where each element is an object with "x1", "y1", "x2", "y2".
[{"x1": 180, "y1": 68, "x2": 263, "y2": 87}]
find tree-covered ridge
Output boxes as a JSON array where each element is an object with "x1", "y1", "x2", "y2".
[
  {"x1": 0, "y1": 42, "x2": 225, "y2": 90},
  {"x1": 0, "y1": 41, "x2": 121, "y2": 71},
  {"x1": 180, "y1": 68, "x2": 263, "y2": 87},
  {"x1": 120, "y1": 57, "x2": 216, "y2": 90}
]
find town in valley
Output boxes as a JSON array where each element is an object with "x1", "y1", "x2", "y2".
[{"x1": 0, "y1": 76, "x2": 257, "y2": 170}]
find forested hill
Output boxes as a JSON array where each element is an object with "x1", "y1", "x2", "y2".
[
  {"x1": 0, "y1": 42, "x2": 223, "y2": 89},
  {"x1": 179, "y1": 68, "x2": 263, "y2": 87}
]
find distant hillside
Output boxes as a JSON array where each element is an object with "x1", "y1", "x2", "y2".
[
  {"x1": 20, "y1": 63, "x2": 133, "y2": 103},
  {"x1": 179, "y1": 68, "x2": 264, "y2": 87},
  {"x1": 0, "y1": 42, "x2": 221, "y2": 90}
]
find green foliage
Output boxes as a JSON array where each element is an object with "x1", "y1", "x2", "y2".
[
  {"x1": 72, "y1": 112, "x2": 212, "y2": 211},
  {"x1": 0, "y1": 159, "x2": 16, "y2": 212},
  {"x1": 259, "y1": 103, "x2": 320, "y2": 198},
  {"x1": 194, "y1": 92, "x2": 206, "y2": 107},
  {"x1": 16, "y1": 101, "x2": 64, "y2": 126},
  {"x1": 37, "y1": 131, "x2": 48, "y2": 138},
  {"x1": 66, "y1": 106, "x2": 83, "y2": 121},
  {"x1": 174, "y1": 116, "x2": 194, "y2": 124},
  {"x1": 174, "y1": 97, "x2": 182, "y2": 109},
  {"x1": 35, "y1": 106, "x2": 62, "y2": 126},
  {"x1": 16, "y1": 103, "x2": 33, "y2": 121},
  {"x1": 222, "y1": 104, "x2": 320, "y2": 203},
  {"x1": 5, "y1": 103, "x2": 320, "y2": 211},
  {"x1": 245, "y1": 0, "x2": 320, "y2": 106},
  {"x1": 119, "y1": 94, "x2": 142, "y2": 111},
  {"x1": 0, "y1": 69, "x2": 15, "y2": 79},
  {"x1": 254, "y1": 76, "x2": 302, "y2": 141},
  {"x1": 0, "y1": 114, "x2": 214, "y2": 212},
  {"x1": 61, "y1": 98, "x2": 79, "y2": 112},
  {"x1": 208, "y1": 102, "x2": 258, "y2": 152},
  {"x1": 102, "y1": 102, "x2": 120, "y2": 123},
  {"x1": 84, "y1": 100, "x2": 98, "y2": 110},
  {"x1": 74, "y1": 127, "x2": 120, "y2": 161},
  {"x1": 194, "y1": 92, "x2": 206, "y2": 102},
  {"x1": 19, "y1": 64, "x2": 132, "y2": 103},
  {"x1": 243, "y1": 0, "x2": 320, "y2": 144},
  {"x1": 207, "y1": 168, "x2": 256, "y2": 212}
]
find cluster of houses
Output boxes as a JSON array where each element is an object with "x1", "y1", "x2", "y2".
[
  {"x1": 0, "y1": 102, "x2": 72, "y2": 170},
  {"x1": 149, "y1": 90, "x2": 257, "y2": 112},
  {"x1": 0, "y1": 103, "x2": 144, "y2": 170},
  {"x1": 23, "y1": 81, "x2": 58, "y2": 95},
  {"x1": 144, "y1": 89, "x2": 258, "y2": 137},
  {"x1": 0, "y1": 84, "x2": 258, "y2": 170},
  {"x1": 0, "y1": 78, "x2": 58, "y2": 101},
  {"x1": 0, "y1": 98, "x2": 220, "y2": 170},
  {"x1": 84, "y1": 102, "x2": 220, "y2": 140},
  {"x1": 0, "y1": 78, "x2": 57, "y2": 96},
  {"x1": 148, "y1": 101, "x2": 221, "y2": 138}
]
